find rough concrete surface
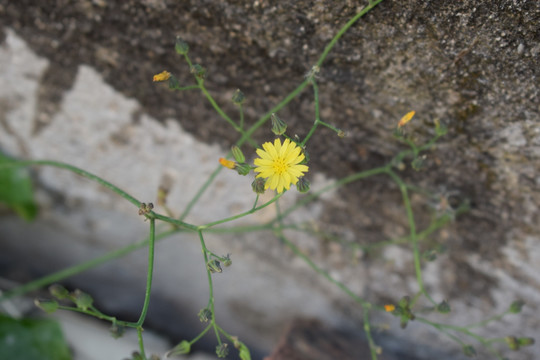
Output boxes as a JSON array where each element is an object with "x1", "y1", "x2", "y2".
[{"x1": 1, "y1": 1, "x2": 539, "y2": 360}]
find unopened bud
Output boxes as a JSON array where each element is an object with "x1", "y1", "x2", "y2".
[
  {"x1": 271, "y1": 113, "x2": 287, "y2": 135},
  {"x1": 190, "y1": 64, "x2": 206, "y2": 79},
  {"x1": 216, "y1": 343, "x2": 229, "y2": 358},
  {"x1": 509, "y1": 300, "x2": 524, "y2": 313},
  {"x1": 153, "y1": 71, "x2": 171, "y2": 82},
  {"x1": 222, "y1": 254, "x2": 232, "y2": 267},
  {"x1": 168, "y1": 74, "x2": 180, "y2": 89},
  {"x1": 207, "y1": 259, "x2": 222, "y2": 273},
  {"x1": 198, "y1": 308, "x2": 213, "y2": 323},
  {"x1": 337, "y1": 129, "x2": 346, "y2": 138},
  {"x1": 232, "y1": 89, "x2": 245, "y2": 105},
  {"x1": 518, "y1": 337, "x2": 535, "y2": 347},
  {"x1": 110, "y1": 323, "x2": 125, "y2": 339},
  {"x1": 436, "y1": 300, "x2": 451, "y2": 314},
  {"x1": 166, "y1": 340, "x2": 191, "y2": 357},
  {"x1": 73, "y1": 289, "x2": 93, "y2": 310},
  {"x1": 398, "y1": 296, "x2": 410, "y2": 308},
  {"x1": 34, "y1": 299, "x2": 58, "y2": 314},
  {"x1": 252, "y1": 178, "x2": 266, "y2": 194},
  {"x1": 175, "y1": 37, "x2": 189, "y2": 55},
  {"x1": 505, "y1": 336, "x2": 519, "y2": 351},
  {"x1": 295, "y1": 177, "x2": 310, "y2": 193},
  {"x1": 462, "y1": 344, "x2": 477, "y2": 357},
  {"x1": 231, "y1": 146, "x2": 246, "y2": 163},
  {"x1": 49, "y1": 284, "x2": 69, "y2": 299},
  {"x1": 235, "y1": 163, "x2": 251, "y2": 176},
  {"x1": 462, "y1": 345, "x2": 476, "y2": 357}
]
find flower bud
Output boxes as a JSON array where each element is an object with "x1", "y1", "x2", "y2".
[
  {"x1": 198, "y1": 308, "x2": 213, "y2": 323},
  {"x1": 462, "y1": 344, "x2": 476, "y2": 357},
  {"x1": 73, "y1": 289, "x2": 93, "y2": 310},
  {"x1": 153, "y1": 71, "x2": 171, "y2": 82},
  {"x1": 398, "y1": 296, "x2": 410, "y2": 308},
  {"x1": 434, "y1": 118, "x2": 448, "y2": 136},
  {"x1": 207, "y1": 259, "x2": 222, "y2": 273},
  {"x1": 295, "y1": 177, "x2": 310, "y2": 193},
  {"x1": 411, "y1": 155, "x2": 427, "y2": 171},
  {"x1": 168, "y1": 74, "x2": 180, "y2": 89},
  {"x1": 518, "y1": 337, "x2": 535, "y2": 347},
  {"x1": 34, "y1": 299, "x2": 58, "y2": 314},
  {"x1": 231, "y1": 145, "x2": 245, "y2": 163},
  {"x1": 216, "y1": 343, "x2": 229, "y2": 358},
  {"x1": 251, "y1": 178, "x2": 266, "y2": 194},
  {"x1": 235, "y1": 163, "x2": 251, "y2": 176},
  {"x1": 166, "y1": 340, "x2": 191, "y2": 357},
  {"x1": 222, "y1": 254, "x2": 232, "y2": 267},
  {"x1": 175, "y1": 37, "x2": 189, "y2": 55},
  {"x1": 271, "y1": 113, "x2": 287, "y2": 135},
  {"x1": 232, "y1": 89, "x2": 245, "y2": 105},
  {"x1": 110, "y1": 323, "x2": 125, "y2": 339},
  {"x1": 337, "y1": 129, "x2": 347, "y2": 138},
  {"x1": 436, "y1": 300, "x2": 451, "y2": 314},
  {"x1": 190, "y1": 64, "x2": 206, "y2": 79},
  {"x1": 509, "y1": 299, "x2": 524, "y2": 313},
  {"x1": 505, "y1": 336, "x2": 519, "y2": 351},
  {"x1": 219, "y1": 157, "x2": 236, "y2": 169},
  {"x1": 49, "y1": 284, "x2": 69, "y2": 299},
  {"x1": 398, "y1": 111, "x2": 415, "y2": 128}
]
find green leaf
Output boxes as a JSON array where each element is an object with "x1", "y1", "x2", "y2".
[
  {"x1": 0, "y1": 314, "x2": 71, "y2": 360},
  {"x1": 0, "y1": 154, "x2": 38, "y2": 221}
]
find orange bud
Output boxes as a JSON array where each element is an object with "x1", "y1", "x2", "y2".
[
  {"x1": 153, "y1": 71, "x2": 171, "y2": 82},
  {"x1": 398, "y1": 111, "x2": 415, "y2": 128},
  {"x1": 219, "y1": 157, "x2": 236, "y2": 169}
]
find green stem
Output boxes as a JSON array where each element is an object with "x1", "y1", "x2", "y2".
[
  {"x1": 362, "y1": 306, "x2": 379, "y2": 360},
  {"x1": 387, "y1": 169, "x2": 436, "y2": 306},
  {"x1": 316, "y1": 0, "x2": 385, "y2": 68},
  {"x1": 0, "y1": 160, "x2": 140, "y2": 207},
  {"x1": 301, "y1": 80, "x2": 321, "y2": 147},
  {"x1": 198, "y1": 193, "x2": 283, "y2": 229},
  {"x1": 136, "y1": 217, "x2": 156, "y2": 327},
  {"x1": 137, "y1": 327, "x2": 147, "y2": 359}
]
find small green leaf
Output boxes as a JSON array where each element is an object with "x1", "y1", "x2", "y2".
[
  {"x1": 0, "y1": 313, "x2": 71, "y2": 360},
  {"x1": 0, "y1": 154, "x2": 38, "y2": 221}
]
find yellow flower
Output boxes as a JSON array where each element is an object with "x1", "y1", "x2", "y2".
[
  {"x1": 254, "y1": 138, "x2": 308, "y2": 193},
  {"x1": 153, "y1": 71, "x2": 171, "y2": 82},
  {"x1": 384, "y1": 304, "x2": 395, "y2": 312},
  {"x1": 398, "y1": 111, "x2": 415, "y2": 128}
]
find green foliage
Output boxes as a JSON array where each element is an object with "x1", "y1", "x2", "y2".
[
  {"x1": 0, "y1": 153, "x2": 38, "y2": 221},
  {"x1": 0, "y1": 314, "x2": 71, "y2": 360}
]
